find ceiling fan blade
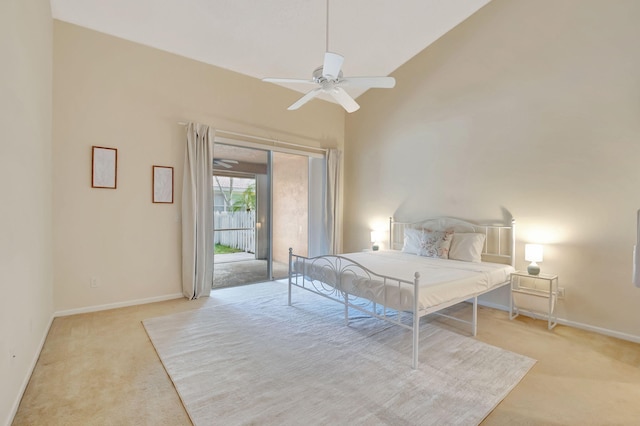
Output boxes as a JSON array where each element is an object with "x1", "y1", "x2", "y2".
[
  {"x1": 330, "y1": 87, "x2": 360, "y2": 113},
  {"x1": 214, "y1": 161, "x2": 232, "y2": 169},
  {"x1": 323, "y1": 52, "x2": 344, "y2": 79},
  {"x1": 340, "y1": 76, "x2": 396, "y2": 89},
  {"x1": 263, "y1": 77, "x2": 315, "y2": 84},
  {"x1": 288, "y1": 87, "x2": 322, "y2": 110}
]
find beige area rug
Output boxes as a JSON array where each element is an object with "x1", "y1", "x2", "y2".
[{"x1": 143, "y1": 286, "x2": 535, "y2": 425}]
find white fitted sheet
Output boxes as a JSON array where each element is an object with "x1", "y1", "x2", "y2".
[{"x1": 293, "y1": 250, "x2": 514, "y2": 312}]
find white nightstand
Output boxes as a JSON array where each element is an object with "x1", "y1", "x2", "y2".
[{"x1": 509, "y1": 271, "x2": 558, "y2": 330}]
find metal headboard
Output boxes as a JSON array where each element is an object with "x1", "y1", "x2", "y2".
[{"x1": 389, "y1": 216, "x2": 516, "y2": 267}]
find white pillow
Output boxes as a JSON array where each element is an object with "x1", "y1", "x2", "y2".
[
  {"x1": 402, "y1": 228, "x2": 452, "y2": 259},
  {"x1": 449, "y1": 233, "x2": 486, "y2": 263},
  {"x1": 401, "y1": 228, "x2": 423, "y2": 255}
]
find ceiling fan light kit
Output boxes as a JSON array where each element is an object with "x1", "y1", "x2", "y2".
[{"x1": 262, "y1": 1, "x2": 395, "y2": 113}]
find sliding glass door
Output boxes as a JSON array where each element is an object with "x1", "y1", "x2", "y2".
[
  {"x1": 212, "y1": 141, "x2": 323, "y2": 287},
  {"x1": 212, "y1": 144, "x2": 268, "y2": 288}
]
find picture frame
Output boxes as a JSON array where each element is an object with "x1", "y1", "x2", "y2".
[
  {"x1": 92, "y1": 146, "x2": 117, "y2": 189},
  {"x1": 153, "y1": 165, "x2": 174, "y2": 203}
]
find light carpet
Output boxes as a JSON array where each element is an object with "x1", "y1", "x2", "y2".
[{"x1": 143, "y1": 286, "x2": 536, "y2": 425}]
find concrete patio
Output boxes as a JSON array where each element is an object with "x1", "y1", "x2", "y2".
[{"x1": 213, "y1": 252, "x2": 288, "y2": 288}]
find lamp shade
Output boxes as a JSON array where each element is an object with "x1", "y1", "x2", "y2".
[
  {"x1": 525, "y1": 244, "x2": 543, "y2": 262},
  {"x1": 370, "y1": 230, "x2": 380, "y2": 251}
]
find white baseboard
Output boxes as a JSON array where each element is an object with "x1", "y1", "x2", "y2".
[
  {"x1": 477, "y1": 300, "x2": 510, "y2": 312},
  {"x1": 477, "y1": 300, "x2": 640, "y2": 344},
  {"x1": 5, "y1": 314, "x2": 54, "y2": 426},
  {"x1": 554, "y1": 317, "x2": 640, "y2": 343},
  {"x1": 54, "y1": 293, "x2": 184, "y2": 317}
]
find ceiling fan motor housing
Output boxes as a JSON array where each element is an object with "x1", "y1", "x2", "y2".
[{"x1": 313, "y1": 66, "x2": 343, "y2": 83}]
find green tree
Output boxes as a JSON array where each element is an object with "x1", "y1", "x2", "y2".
[{"x1": 231, "y1": 183, "x2": 256, "y2": 212}]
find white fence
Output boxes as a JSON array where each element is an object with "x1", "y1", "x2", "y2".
[{"x1": 214, "y1": 211, "x2": 255, "y2": 253}]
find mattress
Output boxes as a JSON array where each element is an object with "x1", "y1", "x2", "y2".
[{"x1": 293, "y1": 250, "x2": 514, "y2": 312}]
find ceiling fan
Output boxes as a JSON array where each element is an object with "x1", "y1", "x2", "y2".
[
  {"x1": 262, "y1": 1, "x2": 395, "y2": 113},
  {"x1": 213, "y1": 159, "x2": 239, "y2": 169}
]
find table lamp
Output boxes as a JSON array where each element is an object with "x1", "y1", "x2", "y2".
[
  {"x1": 370, "y1": 231, "x2": 380, "y2": 251},
  {"x1": 525, "y1": 244, "x2": 543, "y2": 275}
]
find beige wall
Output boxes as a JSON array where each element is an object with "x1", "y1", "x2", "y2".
[
  {"x1": 344, "y1": 0, "x2": 640, "y2": 338},
  {"x1": 0, "y1": 0, "x2": 53, "y2": 423},
  {"x1": 53, "y1": 21, "x2": 344, "y2": 312}
]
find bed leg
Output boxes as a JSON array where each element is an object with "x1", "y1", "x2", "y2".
[
  {"x1": 472, "y1": 296, "x2": 478, "y2": 337},
  {"x1": 412, "y1": 272, "x2": 420, "y2": 370},
  {"x1": 344, "y1": 292, "x2": 349, "y2": 325},
  {"x1": 288, "y1": 248, "x2": 292, "y2": 306},
  {"x1": 412, "y1": 315, "x2": 419, "y2": 370}
]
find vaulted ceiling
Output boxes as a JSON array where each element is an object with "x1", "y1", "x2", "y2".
[{"x1": 51, "y1": 0, "x2": 491, "y2": 101}]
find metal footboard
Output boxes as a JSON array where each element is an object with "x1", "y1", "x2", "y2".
[{"x1": 288, "y1": 248, "x2": 422, "y2": 368}]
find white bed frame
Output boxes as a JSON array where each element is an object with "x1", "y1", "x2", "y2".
[{"x1": 288, "y1": 216, "x2": 515, "y2": 369}]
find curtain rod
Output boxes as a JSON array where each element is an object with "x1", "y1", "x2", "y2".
[{"x1": 178, "y1": 122, "x2": 328, "y2": 154}]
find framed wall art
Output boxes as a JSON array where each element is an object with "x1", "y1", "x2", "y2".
[
  {"x1": 92, "y1": 146, "x2": 117, "y2": 189},
  {"x1": 153, "y1": 165, "x2": 174, "y2": 203}
]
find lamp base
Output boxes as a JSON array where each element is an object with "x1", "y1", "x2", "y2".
[{"x1": 527, "y1": 262, "x2": 540, "y2": 275}]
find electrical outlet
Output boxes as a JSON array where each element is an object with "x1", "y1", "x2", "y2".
[
  {"x1": 90, "y1": 277, "x2": 99, "y2": 288},
  {"x1": 558, "y1": 287, "x2": 565, "y2": 298}
]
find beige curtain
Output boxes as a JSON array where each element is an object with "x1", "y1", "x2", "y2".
[
  {"x1": 182, "y1": 123, "x2": 214, "y2": 299},
  {"x1": 325, "y1": 149, "x2": 342, "y2": 254}
]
